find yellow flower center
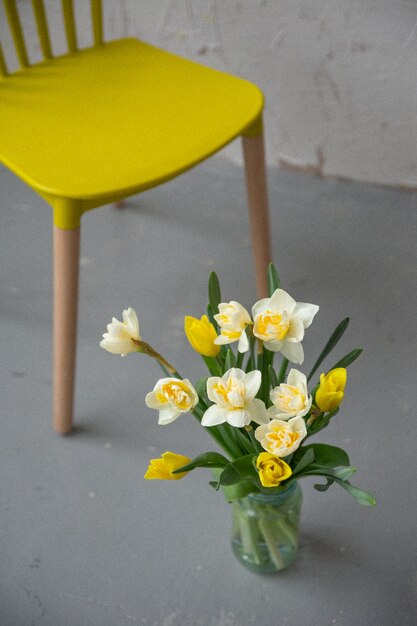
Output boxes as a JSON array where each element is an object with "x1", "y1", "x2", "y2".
[
  {"x1": 262, "y1": 461, "x2": 285, "y2": 482},
  {"x1": 277, "y1": 385, "x2": 306, "y2": 412},
  {"x1": 222, "y1": 329, "x2": 241, "y2": 340},
  {"x1": 266, "y1": 426, "x2": 300, "y2": 451},
  {"x1": 213, "y1": 377, "x2": 245, "y2": 408},
  {"x1": 159, "y1": 381, "x2": 193, "y2": 410},
  {"x1": 256, "y1": 310, "x2": 290, "y2": 341}
]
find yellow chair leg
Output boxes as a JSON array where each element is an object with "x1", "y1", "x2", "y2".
[
  {"x1": 242, "y1": 129, "x2": 272, "y2": 298},
  {"x1": 53, "y1": 225, "x2": 80, "y2": 434}
]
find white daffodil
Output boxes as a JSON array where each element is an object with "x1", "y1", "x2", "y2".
[
  {"x1": 202, "y1": 368, "x2": 268, "y2": 428},
  {"x1": 145, "y1": 378, "x2": 199, "y2": 425},
  {"x1": 254, "y1": 417, "x2": 307, "y2": 458},
  {"x1": 268, "y1": 368, "x2": 312, "y2": 420},
  {"x1": 100, "y1": 307, "x2": 140, "y2": 356},
  {"x1": 252, "y1": 289, "x2": 319, "y2": 364},
  {"x1": 214, "y1": 301, "x2": 252, "y2": 353}
]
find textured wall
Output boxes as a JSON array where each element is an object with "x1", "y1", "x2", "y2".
[{"x1": 2, "y1": 0, "x2": 417, "y2": 188}]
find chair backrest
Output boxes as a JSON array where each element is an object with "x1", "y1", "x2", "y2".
[{"x1": 0, "y1": 0, "x2": 103, "y2": 76}]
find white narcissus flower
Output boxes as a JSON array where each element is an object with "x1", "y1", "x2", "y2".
[
  {"x1": 214, "y1": 301, "x2": 252, "y2": 353},
  {"x1": 254, "y1": 417, "x2": 307, "y2": 458},
  {"x1": 145, "y1": 378, "x2": 199, "y2": 425},
  {"x1": 252, "y1": 289, "x2": 319, "y2": 364},
  {"x1": 268, "y1": 368, "x2": 312, "y2": 420},
  {"x1": 100, "y1": 307, "x2": 140, "y2": 356},
  {"x1": 202, "y1": 368, "x2": 268, "y2": 428}
]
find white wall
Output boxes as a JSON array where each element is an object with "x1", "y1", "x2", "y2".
[{"x1": 2, "y1": 0, "x2": 417, "y2": 188}]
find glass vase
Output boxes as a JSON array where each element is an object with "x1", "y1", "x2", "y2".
[{"x1": 230, "y1": 482, "x2": 302, "y2": 574}]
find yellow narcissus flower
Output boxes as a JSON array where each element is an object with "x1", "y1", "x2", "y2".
[
  {"x1": 202, "y1": 368, "x2": 268, "y2": 428},
  {"x1": 315, "y1": 368, "x2": 347, "y2": 412},
  {"x1": 252, "y1": 289, "x2": 319, "y2": 364},
  {"x1": 184, "y1": 315, "x2": 220, "y2": 357},
  {"x1": 268, "y1": 368, "x2": 312, "y2": 420},
  {"x1": 255, "y1": 417, "x2": 307, "y2": 457},
  {"x1": 146, "y1": 378, "x2": 199, "y2": 425},
  {"x1": 214, "y1": 301, "x2": 252, "y2": 353},
  {"x1": 256, "y1": 452, "x2": 292, "y2": 487},
  {"x1": 144, "y1": 451, "x2": 191, "y2": 480}
]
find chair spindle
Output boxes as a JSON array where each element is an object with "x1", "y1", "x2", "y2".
[
  {"x1": 31, "y1": 0, "x2": 52, "y2": 60},
  {"x1": 61, "y1": 0, "x2": 77, "y2": 53},
  {"x1": 0, "y1": 42, "x2": 7, "y2": 76},
  {"x1": 91, "y1": 0, "x2": 102, "y2": 46},
  {"x1": 3, "y1": 0, "x2": 29, "y2": 68}
]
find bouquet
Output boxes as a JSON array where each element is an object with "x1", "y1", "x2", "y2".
[{"x1": 100, "y1": 264, "x2": 375, "y2": 573}]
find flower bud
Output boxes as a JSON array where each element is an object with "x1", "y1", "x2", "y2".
[
  {"x1": 144, "y1": 451, "x2": 191, "y2": 480},
  {"x1": 184, "y1": 315, "x2": 220, "y2": 357},
  {"x1": 256, "y1": 452, "x2": 292, "y2": 487},
  {"x1": 315, "y1": 368, "x2": 347, "y2": 412}
]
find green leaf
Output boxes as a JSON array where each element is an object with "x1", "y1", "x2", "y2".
[
  {"x1": 218, "y1": 455, "x2": 257, "y2": 486},
  {"x1": 224, "y1": 349, "x2": 237, "y2": 370},
  {"x1": 297, "y1": 464, "x2": 357, "y2": 482},
  {"x1": 210, "y1": 469, "x2": 255, "y2": 500},
  {"x1": 245, "y1": 356, "x2": 254, "y2": 372},
  {"x1": 214, "y1": 423, "x2": 245, "y2": 458},
  {"x1": 313, "y1": 478, "x2": 334, "y2": 492},
  {"x1": 291, "y1": 448, "x2": 315, "y2": 476},
  {"x1": 195, "y1": 377, "x2": 209, "y2": 402},
  {"x1": 301, "y1": 443, "x2": 350, "y2": 467},
  {"x1": 234, "y1": 428, "x2": 255, "y2": 455},
  {"x1": 208, "y1": 271, "x2": 221, "y2": 313},
  {"x1": 328, "y1": 465, "x2": 357, "y2": 481},
  {"x1": 337, "y1": 481, "x2": 376, "y2": 506},
  {"x1": 308, "y1": 317, "x2": 350, "y2": 382},
  {"x1": 203, "y1": 356, "x2": 222, "y2": 376},
  {"x1": 312, "y1": 476, "x2": 376, "y2": 506},
  {"x1": 172, "y1": 451, "x2": 229, "y2": 474},
  {"x1": 330, "y1": 348, "x2": 363, "y2": 371},
  {"x1": 267, "y1": 263, "x2": 281, "y2": 296},
  {"x1": 206, "y1": 303, "x2": 217, "y2": 329}
]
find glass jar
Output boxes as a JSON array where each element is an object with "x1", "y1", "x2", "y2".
[{"x1": 230, "y1": 482, "x2": 302, "y2": 574}]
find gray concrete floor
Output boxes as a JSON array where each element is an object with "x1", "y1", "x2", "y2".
[{"x1": 1, "y1": 156, "x2": 416, "y2": 626}]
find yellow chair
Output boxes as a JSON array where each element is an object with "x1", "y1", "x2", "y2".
[{"x1": 0, "y1": 0, "x2": 271, "y2": 434}]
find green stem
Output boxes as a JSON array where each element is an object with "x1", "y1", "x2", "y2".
[
  {"x1": 250, "y1": 337, "x2": 256, "y2": 369},
  {"x1": 258, "y1": 518, "x2": 286, "y2": 570},
  {"x1": 235, "y1": 502, "x2": 264, "y2": 565},
  {"x1": 247, "y1": 427, "x2": 262, "y2": 453},
  {"x1": 261, "y1": 348, "x2": 273, "y2": 404},
  {"x1": 214, "y1": 424, "x2": 244, "y2": 459},
  {"x1": 192, "y1": 406, "x2": 234, "y2": 459},
  {"x1": 236, "y1": 351, "x2": 244, "y2": 369},
  {"x1": 277, "y1": 357, "x2": 289, "y2": 384},
  {"x1": 235, "y1": 428, "x2": 254, "y2": 455}
]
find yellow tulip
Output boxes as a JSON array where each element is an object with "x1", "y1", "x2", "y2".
[
  {"x1": 184, "y1": 315, "x2": 220, "y2": 357},
  {"x1": 256, "y1": 452, "x2": 292, "y2": 487},
  {"x1": 315, "y1": 368, "x2": 347, "y2": 412},
  {"x1": 144, "y1": 451, "x2": 191, "y2": 480}
]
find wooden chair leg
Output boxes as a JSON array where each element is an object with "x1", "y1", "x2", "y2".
[
  {"x1": 242, "y1": 127, "x2": 272, "y2": 298},
  {"x1": 53, "y1": 225, "x2": 80, "y2": 434}
]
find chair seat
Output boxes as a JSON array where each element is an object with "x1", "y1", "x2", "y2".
[{"x1": 0, "y1": 38, "x2": 263, "y2": 207}]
